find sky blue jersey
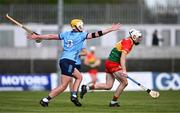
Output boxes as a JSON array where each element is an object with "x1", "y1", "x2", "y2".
[
  {"x1": 58, "y1": 31, "x2": 88, "y2": 62},
  {"x1": 75, "y1": 43, "x2": 86, "y2": 65}
]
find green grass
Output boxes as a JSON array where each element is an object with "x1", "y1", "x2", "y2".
[{"x1": 0, "y1": 91, "x2": 179, "y2": 113}]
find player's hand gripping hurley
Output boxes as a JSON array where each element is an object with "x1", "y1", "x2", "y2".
[
  {"x1": 5, "y1": 14, "x2": 42, "y2": 43},
  {"x1": 127, "y1": 76, "x2": 160, "y2": 99}
]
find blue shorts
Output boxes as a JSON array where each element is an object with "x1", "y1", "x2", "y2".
[
  {"x1": 59, "y1": 59, "x2": 76, "y2": 77},
  {"x1": 75, "y1": 65, "x2": 81, "y2": 71}
]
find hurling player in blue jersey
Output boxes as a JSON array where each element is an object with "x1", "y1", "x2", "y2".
[
  {"x1": 27, "y1": 19, "x2": 121, "y2": 107},
  {"x1": 69, "y1": 46, "x2": 87, "y2": 92}
]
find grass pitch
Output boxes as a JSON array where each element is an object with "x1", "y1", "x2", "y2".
[{"x1": 0, "y1": 91, "x2": 179, "y2": 113}]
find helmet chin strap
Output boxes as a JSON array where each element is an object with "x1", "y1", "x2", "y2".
[
  {"x1": 75, "y1": 25, "x2": 82, "y2": 32},
  {"x1": 130, "y1": 37, "x2": 139, "y2": 45},
  {"x1": 134, "y1": 42, "x2": 140, "y2": 45}
]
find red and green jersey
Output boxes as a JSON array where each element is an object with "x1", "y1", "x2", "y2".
[
  {"x1": 108, "y1": 37, "x2": 134, "y2": 63},
  {"x1": 85, "y1": 52, "x2": 96, "y2": 64}
]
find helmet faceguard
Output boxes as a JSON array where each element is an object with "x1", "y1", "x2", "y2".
[
  {"x1": 129, "y1": 29, "x2": 142, "y2": 45},
  {"x1": 70, "y1": 19, "x2": 84, "y2": 32}
]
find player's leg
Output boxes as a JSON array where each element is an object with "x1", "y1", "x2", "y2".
[
  {"x1": 72, "y1": 68, "x2": 83, "y2": 95},
  {"x1": 69, "y1": 78, "x2": 74, "y2": 93},
  {"x1": 87, "y1": 69, "x2": 98, "y2": 85},
  {"x1": 90, "y1": 73, "x2": 114, "y2": 90},
  {"x1": 109, "y1": 71, "x2": 128, "y2": 107},
  {"x1": 80, "y1": 73, "x2": 115, "y2": 99},
  {"x1": 40, "y1": 59, "x2": 76, "y2": 107},
  {"x1": 91, "y1": 70, "x2": 98, "y2": 85},
  {"x1": 86, "y1": 74, "x2": 96, "y2": 86},
  {"x1": 92, "y1": 59, "x2": 117, "y2": 90},
  {"x1": 71, "y1": 68, "x2": 83, "y2": 106},
  {"x1": 86, "y1": 70, "x2": 93, "y2": 85},
  {"x1": 49, "y1": 75, "x2": 72, "y2": 97},
  {"x1": 40, "y1": 74, "x2": 72, "y2": 107},
  {"x1": 81, "y1": 59, "x2": 114, "y2": 99},
  {"x1": 73, "y1": 65, "x2": 81, "y2": 92}
]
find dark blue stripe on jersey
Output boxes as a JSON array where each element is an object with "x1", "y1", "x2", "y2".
[
  {"x1": 58, "y1": 34, "x2": 62, "y2": 40},
  {"x1": 85, "y1": 33, "x2": 89, "y2": 39}
]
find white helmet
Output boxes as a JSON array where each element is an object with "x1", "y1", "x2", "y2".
[
  {"x1": 129, "y1": 29, "x2": 142, "y2": 45},
  {"x1": 90, "y1": 46, "x2": 96, "y2": 51},
  {"x1": 129, "y1": 28, "x2": 142, "y2": 40}
]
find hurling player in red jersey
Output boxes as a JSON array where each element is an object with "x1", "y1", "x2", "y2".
[
  {"x1": 84, "y1": 46, "x2": 101, "y2": 86},
  {"x1": 80, "y1": 29, "x2": 143, "y2": 107}
]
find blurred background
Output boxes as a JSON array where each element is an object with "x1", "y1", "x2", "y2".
[{"x1": 0, "y1": 0, "x2": 179, "y2": 91}]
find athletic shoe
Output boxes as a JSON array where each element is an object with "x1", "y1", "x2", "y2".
[
  {"x1": 80, "y1": 85, "x2": 87, "y2": 99},
  {"x1": 71, "y1": 96, "x2": 82, "y2": 107},
  {"x1": 109, "y1": 102, "x2": 120, "y2": 107},
  {"x1": 39, "y1": 99, "x2": 48, "y2": 107}
]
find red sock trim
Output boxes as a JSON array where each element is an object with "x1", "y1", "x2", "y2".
[
  {"x1": 90, "y1": 84, "x2": 95, "y2": 90},
  {"x1": 112, "y1": 96, "x2": 118, "y2": 101}
]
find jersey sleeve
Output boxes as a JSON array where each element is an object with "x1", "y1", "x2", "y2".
[
  {"x1": 59, "y1": 32, "x2": 67, "y2": 40},
  {"x1": 82, "y1": 32, "x2": 88, "y2": 40},
  {"x1": 58, "y1": 33, "x2": 63, "y2": 40},
  {"x1": 82, "y1": 42, "x2": 86, "y2": 49}
]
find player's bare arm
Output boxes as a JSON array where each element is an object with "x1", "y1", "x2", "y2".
[
  {"x1": 86, "y1": 23, "x2": 121, "y2": 39},
  {"x1": 27, "y1": 34, "x2": 59, "y2": 40}
]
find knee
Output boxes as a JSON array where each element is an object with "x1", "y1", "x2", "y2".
[
  {"x1": 122, "y1": 80, "x2": 128, "y2": 87},
  {"x1": 69, "y1": 79, "x2": 73, "y2": 82},
  {"x1": 61, "y1": 84, "x2": 68, "y2": 90},
  {"x1": 78, "y1": 75, "x2": 83, "y2": 81},
  {"x1": 74, "y1": 74, "x2": 82, "y2": 81}
]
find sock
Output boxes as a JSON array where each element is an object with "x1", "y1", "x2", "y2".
[
  {"x1": 47, "y1": 96, "x2": 52, "y2": 101},
  {"x1": 112, "y1": 96, "x2": 118, "y2": 101},
  {"x1": 89, "y1": 84, "x2": 95, "y2": 90},
  {"x1": 72, "y1": 91, "x2": 77, "y2": 98}
]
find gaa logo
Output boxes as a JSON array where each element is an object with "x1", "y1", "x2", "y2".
[{"x1": 154, "y1": 73, "x2": 180, "y2": 90}]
